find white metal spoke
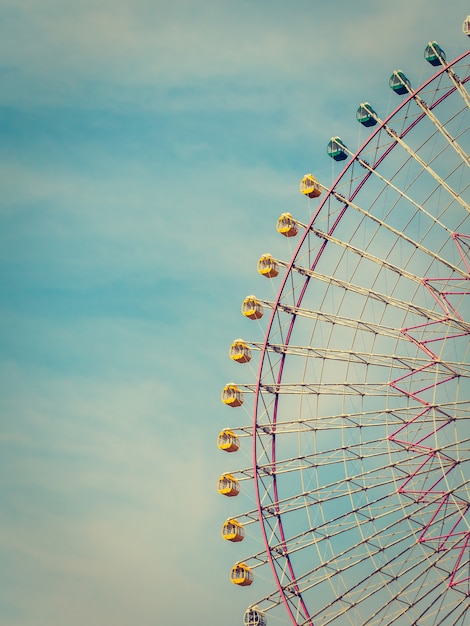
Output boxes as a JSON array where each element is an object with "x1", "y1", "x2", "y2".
[
  {"x1": 243, "y1": 341, "x2": 470, "y2": 374},
  {"x1": 294, "y1": 223, "x2": 470, "y2": 283},
  {"x1": 446, "y1": 65, "x2": 470, "y2": 108},
  {"x1": 256, "y1": 298, "x2": 469, "y2": 337},
  {"x1": 281, "y1": 260, "x2": 468, "y2": 324},
  {"x1": 324, "y1": 190, "x2": 468, "y2": 278},
  {"x1": 378, "y1": 123, "x2": 469, "y2": 211},
  {"x1": 342, "y1": 142, "x2": 469, "y2": 214},
  {"x1": 410, "y1": 93, "x2": 469, "y2": 166}
]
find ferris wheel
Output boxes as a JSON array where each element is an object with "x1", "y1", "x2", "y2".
[{"x1": 217, "y1": 21, "x2": 470, "y2": 626}]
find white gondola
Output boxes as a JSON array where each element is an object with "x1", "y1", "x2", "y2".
[
  {"x1": 463, "y1": 15, "x2": 470, "y2": 36},
  {"x1": 244, "y1": 606, "x2": 267, "y2": 626}
]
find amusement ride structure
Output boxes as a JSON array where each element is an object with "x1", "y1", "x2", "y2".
[{"x1": 217, "y1": 17, "x2": 470, "y2": 626}]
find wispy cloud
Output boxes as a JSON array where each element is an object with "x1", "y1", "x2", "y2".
[{"x1": 0, "y1": 0, "x2": 464, "y2": 110}]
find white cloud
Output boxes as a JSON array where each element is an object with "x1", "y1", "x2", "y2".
[
  {"x1": 0, "y1": 153, "x2": 296, "y2": 292},
  {"x1": 0, "y1": 359, "x2": 251, "y2": 625},
  {"x1": 1, "y1": 0, "x2": 467, "y2": 110}
]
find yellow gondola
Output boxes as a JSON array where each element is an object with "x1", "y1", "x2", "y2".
[
  {"x1": 221, "y1": 383, "x2": 244, "y2": 407},
  {"x1": 300, "y1": 174, "x2": 322, "y2": 198},
  {"x1": 230, "y1": 339, "x2": 252, "y2": 363},
  {"x1": 222, "y1": 518, "x2": 245, "y2": 542},
  {"x1": 217, "y1": 473, "x2": 240, "y2": 497},
  {"x1": 257, "y1": 253, "x2": 279, "y2": 278},
  {"x1": 276, "y1": 212, "x2": 298, "y2": 237},
  {"x1": 231, "y1": 562, "x2": 253, "y2": 586},
  {"x1": 242, "y1": 295, "x2": 264, "y2": 320},
  {"x1": 217, "y1": 429, "x2": 240, "y2": 452}
]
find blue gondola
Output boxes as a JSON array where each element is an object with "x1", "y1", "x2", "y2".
[
  {"x1": 356, "y1": 103, "x2": 378, "y2": 127},
  {"x1": 424, "y1": 42, "x2": 446, "y2": 66},
  {"x1": 389, "y1": 70, "x2": 411, "y2": 95},
  {"x1": 327, "y1": 137, "x2": 348, "y2": 161}
]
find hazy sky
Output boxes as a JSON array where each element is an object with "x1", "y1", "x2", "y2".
[{"x1": 0, "y1": 2, "x2": 469, "y2": 625}]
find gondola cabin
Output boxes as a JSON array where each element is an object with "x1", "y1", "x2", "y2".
[
  {"x1": 389, "y1": 70, "x2": 411, "y2": 95},
  {"x1": 300, "y1": 174, "x2": 322, "y2": 198},
  {"x1": 217, "y1": 428, "x2": 240, "y2": 452},
  {"x1": 257, "y1": 254, "x2": 279, "y2": 278},
  {"x1": 327, "y1": 137, "x2": 348, "y2": 161},
  {"x1": 231, "y1": 562, "x2": 254, "y2": 586},
  {"x1": 242, "y1": 296, "x2": 264, "y2": 320},
  {"x1": 230, "y1": 339, "x2": 252, "y2": 364},
  {"x1": 356, "y1": 103, "x2": 378, "y2": 127},
  {"x1": 424, "y1": 42, "x2": 446, "y2": 66},
  {"x1": 218, "y1": 473, "x2": 240, "y2": 497},
  {"x1": 244, "y1": 606, "x2": 267, "y2": 626},
  {"x1": 463, "y1": 16, "x2": 470, "y2": 36},
  {"x1": 276, "y1": 212, "x2": 298, "y2": 238},
  {"x1": 222, "y1": 518, "x2": 245, "y2": 542},
  {"x1": 221, "y1": 383, "x2": 244, "y2": 407}
]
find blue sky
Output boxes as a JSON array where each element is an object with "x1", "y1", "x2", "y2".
[{"x1": 0, "y1": 2, "x2": 469, "y2": 625}]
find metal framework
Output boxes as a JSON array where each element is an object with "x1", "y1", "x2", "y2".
[{"x1": 218, "y1": 47, "x2": 470, "y2": 626}]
